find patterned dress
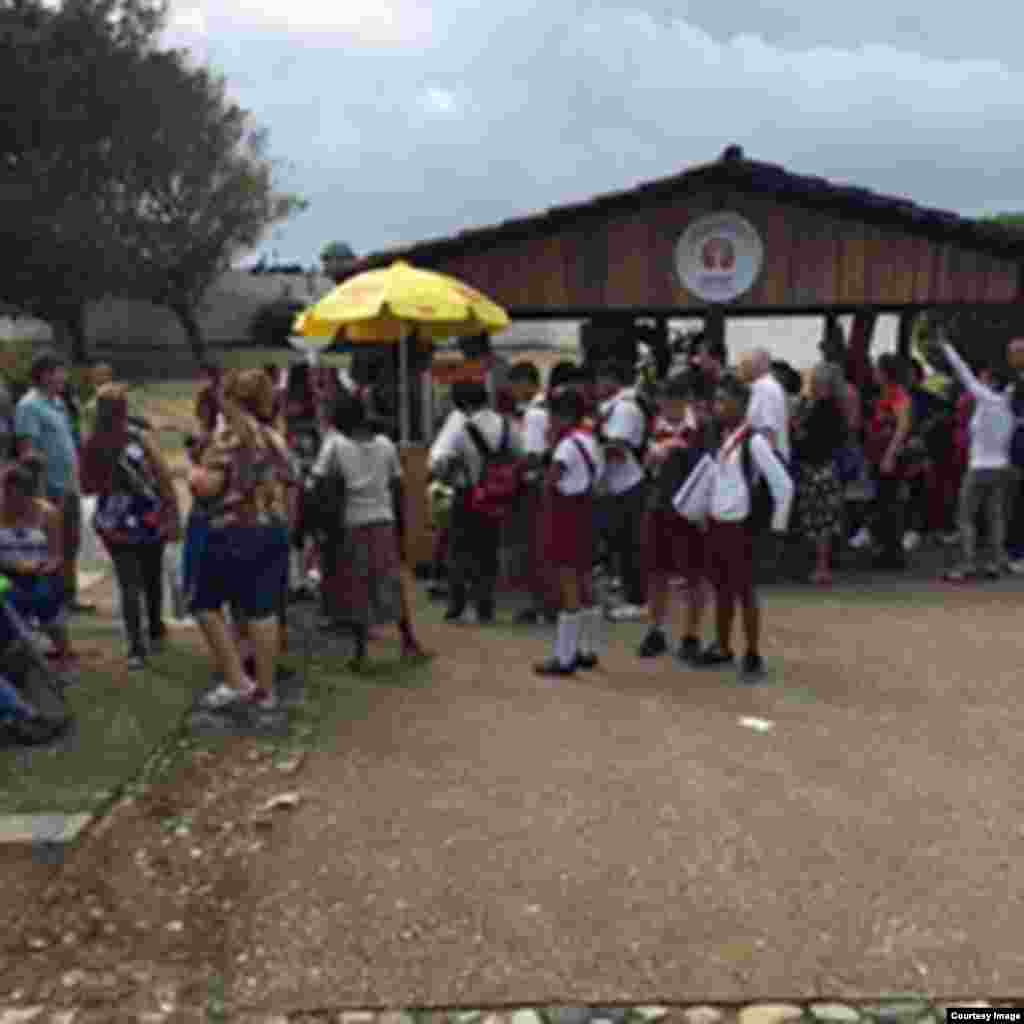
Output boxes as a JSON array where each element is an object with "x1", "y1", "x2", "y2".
[{"x1": 793, "y1": 398, "x2": 846, "y2": 543}]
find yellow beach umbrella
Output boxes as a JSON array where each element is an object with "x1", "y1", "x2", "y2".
[
  {"x1": 292, "y1": 260, "x2": 509, "y2": 342},
  {"x1": 293, "y1": 260, "x2": 509, "y2": 440}
]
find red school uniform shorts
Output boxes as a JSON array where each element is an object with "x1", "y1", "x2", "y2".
[{"x1": 706, "y1": 519, "x2": 755, "y2": 594}]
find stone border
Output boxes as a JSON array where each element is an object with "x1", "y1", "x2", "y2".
[
  {"x1": 1, "y1": 998, "x2": 1012, "y2": 1024},
  {"x1": 0, "y1": 814, "x2": 93, "y2": 845}
]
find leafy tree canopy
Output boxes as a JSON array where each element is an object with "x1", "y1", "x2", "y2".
[{"x1": 1, "y1": 0, "x2": 305, "y2": 361}]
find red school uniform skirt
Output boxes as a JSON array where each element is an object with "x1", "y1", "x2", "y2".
[
  {"x1": 647, "y1": 507, "x2": 707, "y2": 580},
  {"x1": 542, "y1": 487, "x2": 595, "y2": 572}
]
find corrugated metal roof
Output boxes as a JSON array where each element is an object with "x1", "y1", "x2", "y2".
[{"x1": 352, "y1": 148, "x2": 1024, "y2": 271}]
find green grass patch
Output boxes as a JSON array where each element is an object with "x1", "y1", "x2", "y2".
[
  {"x1": 284, "y1": 633, "x2": 433, "y2": 755},
  {"x1": 0, "y1": 622, "x2": 211, "y2": 815}
]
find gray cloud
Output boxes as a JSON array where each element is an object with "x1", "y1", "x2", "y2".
[
  {"x1": 163, "y1": 1, "x2": 1024, "y2": 264},
  {"x1": 631, "y1": 0, "x2": 1023, "y2": 67}
]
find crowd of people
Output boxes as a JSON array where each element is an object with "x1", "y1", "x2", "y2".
[
  {"x1": 2, "y1": 321, "x2": 1024, "y2": 740},
  {"x1": 423, "y1": 326, "x2": 1024, "y2": 682}
]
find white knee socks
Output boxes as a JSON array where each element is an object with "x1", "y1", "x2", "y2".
[
  {"x1": 578, "y1": 606, "x2": 602, "y2": 657},
  {"x1": 554, "y1": 612, "x2": 580, "y2": 668}
]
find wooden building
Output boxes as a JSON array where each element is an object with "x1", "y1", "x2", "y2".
[
  {"x1": 348, "y1": 146, "x2": 1024, "y2": 358},
  {"x1": 343, "y1": 147, "x2": 1024, "y2": 567}
]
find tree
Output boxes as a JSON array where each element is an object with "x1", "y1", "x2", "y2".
[
  {"x1": 1, "y1": 0, "x2": 305, "y2": 363},
  {"x1": 100, "y1": 51, "x2": 306, "y2": 360},
  {"x1": 0, "y1": 0, "x2": 169, "y2": 360},
  {"x1": 320, "y1": 240, "x2": 357, "y2": 281}
]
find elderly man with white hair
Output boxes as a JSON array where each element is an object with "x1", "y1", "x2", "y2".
[{"x1": 740, "y1": 347, "x2": 791, "y2": 466}]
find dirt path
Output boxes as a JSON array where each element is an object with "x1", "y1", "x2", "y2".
[
  {"x1": 231, "y1": 582, "x2": 1024, "y2": 1011},
  {"x1": 6, "y1": 578, "x2": 1024, "y2": 1015}
]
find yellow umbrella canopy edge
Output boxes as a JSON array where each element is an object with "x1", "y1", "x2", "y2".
[{"x1": 293, "y1": 261, "x2": 509, "y2": 341}]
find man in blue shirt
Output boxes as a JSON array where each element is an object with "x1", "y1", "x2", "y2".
[{"x1": 14, "y1": 351, "x2": 94, "y2": 613}]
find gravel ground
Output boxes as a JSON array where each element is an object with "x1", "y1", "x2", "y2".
[
  {"x1": 5, "y1": 574, "x2": 1024, "y2": 1018},
  {"x1": 230, "y1": 580, "x2": 1024, "y2": 1011}
]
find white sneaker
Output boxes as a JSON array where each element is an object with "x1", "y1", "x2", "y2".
[
  {"x1": 849, "y1": 527, "x2": 872, "y2": 550},
  {"x1": 200, "y1": 679, "x2": 257, "y2": 710},
  {"x1": 608, "y1": 603, "x2": 648, "y2": 622},
  {"x1": 902, "y1": 530, "x2": 922, "y2": 553},
  {"x1": 1008, "y1": 559, "x2": 1024, "y2": 575}
]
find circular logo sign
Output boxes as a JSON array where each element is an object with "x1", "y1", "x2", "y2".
[{"x1": 675, "y1": 213, "x2": 764, "y2": 303}]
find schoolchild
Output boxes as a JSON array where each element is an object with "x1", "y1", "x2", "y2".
[
  {"x1": 698, "y1": 375, "x2": 793, "y2": 682},
  {"x1": 638, "y1": 372, "x2": 711, "y2": 662},
  {"x1": 534, "y1": 386, "x2": 606, "y2": 676},
  {"x1": 516, "y1": 361, "x2": 581, "y2": 625}
]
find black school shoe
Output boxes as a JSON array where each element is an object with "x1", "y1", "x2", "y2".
[
  {"x1": 443, "y1": 602, "x2": 466, "y2": 622},
  {"x1": 677, "y1": 636, "x2": 701, "y2": 664},
  {"x1": 516, "y1": 607, "x2": 556, "y2": 625},
  {"x1": 694, "y1": 644, "x2": 735, "y2": 668},
  {"x1": 740, "y1": 652, "x2": 766, "y2": 684},
  {"x1": 575, "y1": 653, "x2": 599, "y2": 670},
  {"x1": 638, "y1": 627, "x2": 668, "y2": 658},
  {"x1": 534, "y1": 658, "x2": 576, "y2": 677}
]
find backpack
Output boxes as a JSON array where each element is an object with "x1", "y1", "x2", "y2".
[
  {"x1": 1010, "y1": 384, "x2": 1024, "y2": 471},
  {"x1": 738, "y1": 428, "x2": 779, "y2": 535},
  {"x1": 599, "y1": 391, "x2": 657, "y2": 465},
  {"x1": 464, "y1": 419, "x2": 522, "y2": 521}
]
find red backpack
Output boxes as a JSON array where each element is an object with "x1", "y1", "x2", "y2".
[{"x1": 464, "y1": 419, "x2": 522, "y2": 521}]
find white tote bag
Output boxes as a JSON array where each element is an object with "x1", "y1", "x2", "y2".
[{"x1": 672, "y1": 453, "x2": 715, "y2": 525}]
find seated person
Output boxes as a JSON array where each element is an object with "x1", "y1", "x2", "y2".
[{"x1": 0, "y1": 462, "x2": 74, "y2": 666}]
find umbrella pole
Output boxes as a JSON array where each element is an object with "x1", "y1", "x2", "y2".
[{"x1": 398, "y1": 327, "x2": 411, "y2": 444}]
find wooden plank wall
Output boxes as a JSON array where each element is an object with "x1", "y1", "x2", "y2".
[{"x1": 430, "y1": 194, "x2": 1021, "y2": 310}]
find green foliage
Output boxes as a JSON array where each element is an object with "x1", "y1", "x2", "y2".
[
  {"x1": 1, "y1": 0, "x2": 306, "y2": 362},
  {"x1": 249, "y1": 299, "x2": 307, "y2": 348},
  {"x1": 320, "y1": 240, "x2": 357, "y2": 278},
  {"x1": 0, "y1": 337, "x2": 97, "y2": 404},
  {"x1": 987, "y1": 212, "x2": 1024, "y2": 231}
]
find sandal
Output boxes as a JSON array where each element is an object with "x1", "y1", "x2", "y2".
[{"x1": 943, "y1": 569, "x2": 976, "y2": 583}]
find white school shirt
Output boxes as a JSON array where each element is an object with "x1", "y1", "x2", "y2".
[
  {"x1": 430, "y1": 408, "x2": 519, "y2": 486},
  {"x1": 552, "y1": 430, "x2": 604, "y2": 496},
  {"x1": 942, "y1": 344, "x2": 1014, "y2": 471},
  {"x1": 710, "y1": 425, "x2": 794, "y2": 533},
  {"x1": 521, "y1": 393, "x2": 550, "y2": 457},
  {"x1": 746, "y1": 372, "x2": 791, "y2": 465},
  {"x1": 600, "y1": 388, "x2": 647, "y2": 495},
  {"x1": 429, "y1": 408, "x2": 466, "y2": 468}
]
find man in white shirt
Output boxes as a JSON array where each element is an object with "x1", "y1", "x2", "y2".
[
  {"x1": 594, "y1": 361, "x2": 651, "y2": 621},
  {"x1": 936, "y1": 342, "x2": 1014, "y2": 580},
  {"x1": 741, "y1": 348, "x2": 791, "y2": 466},
  {"x1": 428, "y1": 381, "x2": 522, "y2": 623}
]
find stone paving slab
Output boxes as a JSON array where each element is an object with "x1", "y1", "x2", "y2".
[
  {"x1": 0, "y1": 1000, "x2": 1011, "y2": 1024},
  {"x1": 0, "y1": 814, "x2": 92, "y2": 845}
]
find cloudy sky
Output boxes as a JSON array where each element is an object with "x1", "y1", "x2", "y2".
[{"x1": 161, "y1": 0, "x2": 1024, "y2": 269}]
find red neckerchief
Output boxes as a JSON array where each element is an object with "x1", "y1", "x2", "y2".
[{"x1": 718, "y1": 423, "x2": 750, "y2": 463}]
